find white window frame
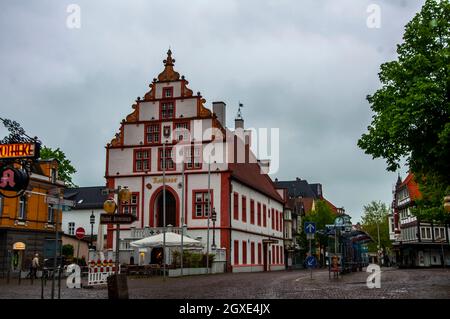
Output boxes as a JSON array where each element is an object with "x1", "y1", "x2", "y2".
[
  {"x1": 47, "y1": 204, "x2": 55, "y2": 223},
  {"x1": 18, "y1": 196, "x2": 27, "y2": 220},
  {"x1": 421, "y1": 227, "x2": 432, "y2": 240},
  {"x1": 68, "y1": 222, "x2": 75, "y2": 235}
]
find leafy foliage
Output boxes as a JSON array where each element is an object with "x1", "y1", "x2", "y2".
[
  {"x1": 40, "y1": 146, "x2": 77, "y2": 187},
  {"x1": 298, "y1": 200, "x2": 336, "y2": 260},
  {"x1": 361, "y1": 201, "x2": 391, "y2": 252},
  {"x1": 412, "y1": 173, "x2": 450, "y2": 223},
  {"x1": 357, "y1": 0, "x2": 450, "y2": 222},
  {"x1": 62, "y1": 244, "x2": 74, "y2": 257},
  {"x1": 172, "y1": 250, "x2": 215, "y2": 268}
]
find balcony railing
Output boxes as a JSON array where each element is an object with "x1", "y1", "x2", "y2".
[{"x1": 130, "y1": 227, "x2": 184, "y2": 239}]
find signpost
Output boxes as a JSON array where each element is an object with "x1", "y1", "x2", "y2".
[
  {"x1": 304, "y1": 222, "x2": 316, "y2": 279},
  {"x1": 101, "y1": 186, "x2": 131, "y2": 299},
  {"x1": 75, "y1": 227, "x2": 85, "y2": 265},
  {"x1": 46, "y1": 193, "x2": 76, "y2": 299},
  {"x1": 100, "y1": 213, "x2": 136, "y2": 224}
]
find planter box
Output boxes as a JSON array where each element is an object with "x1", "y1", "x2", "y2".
[
  {"x1": 168, "y1": 267, "x2": 209, "y2": 277},
  {"x1": 168, "y1": 260, "x2": 227, "y2": 277}
]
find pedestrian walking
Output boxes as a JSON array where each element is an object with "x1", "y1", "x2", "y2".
[{"x1": 31, "y1": 253, "x2": 40, "y2": 279}]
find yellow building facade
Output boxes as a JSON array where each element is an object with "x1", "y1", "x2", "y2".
[{"x1": 0, "y1": 160, "x2": 65, "y2": 275}]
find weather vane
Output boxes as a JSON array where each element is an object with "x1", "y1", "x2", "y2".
[{"x1": 236, "y1": 101, "x2": 244, "y2": 119}]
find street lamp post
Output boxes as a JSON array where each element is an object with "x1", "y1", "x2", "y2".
[
  {"x1": 162, "y1": 137, "x2": 168, "y2": 281},
  {"x1": 116, "y1": 186, "x2": 131, "y2": 274},
  {"x1": 211, "y1": 208, "x2": 217, "y2": 250},
  {"x1": 90, "y1": 211, "x2": 95, "y2": 249}
]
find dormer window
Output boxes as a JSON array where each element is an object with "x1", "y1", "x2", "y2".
[
  {"x1": 51, "y1": 168, "x2": 58, "y2": 184},
  {"x1": 163, "y1": 87, "x2": 173, "y2": 99},
  {"x1": 160, "y1": 101, "x2": 175, "y2": 119}
]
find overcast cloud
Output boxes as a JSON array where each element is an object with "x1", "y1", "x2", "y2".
[{"x1": 0, "y1": 0, "x2": 425, "y2": 222}]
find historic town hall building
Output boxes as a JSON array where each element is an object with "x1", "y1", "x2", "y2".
[{"x1": 105, "y1": 50, "x2": 285, "y2": 272}]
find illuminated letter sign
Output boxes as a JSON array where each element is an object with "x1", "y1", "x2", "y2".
[{"x1": 0, "y1": 143, "x2": 40, "y2": 160}]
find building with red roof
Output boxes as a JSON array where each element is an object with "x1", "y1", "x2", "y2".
[
  {"x1": 104, "y1": 50, "x2": 285, "y2": 272},
  {"x1": 390, "y1": 172, "x2": 449, "y2": 267}
]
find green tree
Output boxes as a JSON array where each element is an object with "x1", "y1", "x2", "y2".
[
  {"x1": 299, "y1": 200, "x2": 335, "y2": 265},
  {"x1": 361, "y1": 201, "x2": 391, "y2": 252},
  {"x1": 62, "y1": 244, "x2": 74, "y2": 257},
  {"x1": 305, "y1": 200, "x2": 335, "y2": 231},
  {"x1": 40, "y1": 146, "x2": 77, "y2": 187},
  {"x1": 357, "y1": 0, "x2": 450, "y2": 221}
]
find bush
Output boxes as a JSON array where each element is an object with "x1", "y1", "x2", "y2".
[
  {"x1": 62, "y1": 244, "x2": 74, "y2": 257},
  {"x1": 171, "y1": 251, "x2": 215, "y2": 268}
]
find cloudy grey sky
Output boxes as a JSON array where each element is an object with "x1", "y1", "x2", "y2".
[{"x1": 0, "y1": 0, "x2": 425, "y2": 222}]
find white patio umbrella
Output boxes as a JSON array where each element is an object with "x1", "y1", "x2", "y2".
[{"x1": 130, "y1": 231, "x2": 202, "y2": 248}]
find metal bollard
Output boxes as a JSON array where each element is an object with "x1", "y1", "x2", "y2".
[
  {"x1": 58, "y1": 268, "x2": 61, "y2": 299},
  {"x1": 41, "y1": 275, "x2": 44, "y2": 299},
  {"x1": 18, "y1": 270, "x2": 21, "y2": 285},
  {"x1": 107, "y1": 274, "x2": 129, "y2": 299}
]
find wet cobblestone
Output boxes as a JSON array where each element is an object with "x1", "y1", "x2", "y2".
[{"x1": 0, "y1": 267, "x2": 449, "y2": 299}]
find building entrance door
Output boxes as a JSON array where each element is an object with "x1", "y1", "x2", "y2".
[
  {"x1": 156, "y1": 191, "x2": 177, "y2": 227},
  {"x1": 263, "y1": 243, "x2": 268, "y2": 271},
  {"x1": 151, "y1": 247, "x2": 164, "y2": 264}
]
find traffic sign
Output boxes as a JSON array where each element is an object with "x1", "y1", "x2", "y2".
[
  {"x1": 306, "y1": 256, "x2": 317, "y2": 268},
  {"x1": 46, "y1": 196, "x2": 75, "y2": 207},
  {"x1": 306, "y1": 233, "x2": 315, "y2": 240},
  {"x1": 75, "y1": 227, "x2": 85, "y2": 240},
  {"x1": 304, "y1": 222, "x2": 316, "y2": 234},
  {"x1": 100, "y1": 213, "x2": 136, "y2": 224}
]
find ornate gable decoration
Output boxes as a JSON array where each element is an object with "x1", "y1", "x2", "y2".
[
  {"x1": 125, "y1": 103, "x2": 139, "y2": 123},
  {"x1": 157, "y1": 49, "x2": 180, "y2": 82}
]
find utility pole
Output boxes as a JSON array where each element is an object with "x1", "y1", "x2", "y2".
[
  {"x1": 163, "y1": 139, "x2": 166, "y2": 281},
  {"x1": 309, "y1": 237, "x2": 312, "y2": 279},
  {"x1": 206, "y1": 157, "x2": 211, "y2": 274},
  {"x1": 376, "y1": 214, "x2": 381, "y2": 266},
  {"x1": 51, "y1": 199, "x2": 59, "y2": 300}
]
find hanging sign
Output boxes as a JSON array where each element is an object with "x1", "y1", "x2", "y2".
[
  {"x1": 0, "y1": 143, "x2": 40, "y2": 160},
  {"x1": 100, "y1": 213, "x2": 136, "y2": 224},
  {"x1": 0, "y1": 166, "x2": 30, "y2": 192}
]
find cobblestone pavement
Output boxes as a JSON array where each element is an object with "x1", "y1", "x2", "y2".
[{"x1": 0, "y1": 267, "x2": 449, "y2": 299}]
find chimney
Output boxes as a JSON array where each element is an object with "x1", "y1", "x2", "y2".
[
  {"x1": 212, "y1": 101, "x2": 226, "y2": 128},
  {"x1": 235, "y1": 118, "x2": 244, "y2": 129}
]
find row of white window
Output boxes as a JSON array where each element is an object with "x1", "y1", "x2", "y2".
[{"x1": 401, "y1": 226, "x2": 447, "y2": 241}]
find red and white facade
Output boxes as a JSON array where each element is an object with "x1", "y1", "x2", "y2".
[{"x1": 105, "y1": 50, "x2": 285, "y2": 272}]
